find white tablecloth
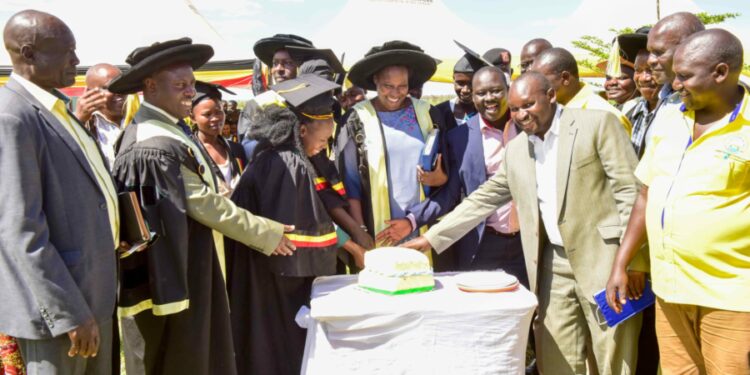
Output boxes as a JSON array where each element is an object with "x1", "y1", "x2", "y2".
[{"x1": 299, "y1": 273, "x2": 538, "y2": 375}]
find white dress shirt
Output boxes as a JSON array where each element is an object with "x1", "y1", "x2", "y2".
[
  {"x1": 529, "y1": 105, "x2": 564, "y2": 246},
  {"x1": 92, "y1": 112, "x2": 125, "y2": 169}
]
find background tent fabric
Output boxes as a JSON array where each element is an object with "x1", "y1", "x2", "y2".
[
  {"x1": 312, "y1": 0, "x2": 501, "y2": 93},
  {"x1": 0, "y1": 0, "x2": 244, "y2": 66},
  {"x1": 0, "y1": 0, "x2": 748, "y2": 95}
]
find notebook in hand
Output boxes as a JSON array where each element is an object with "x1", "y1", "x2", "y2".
[
  {"x1": 593, "y1": 280, "x2": 655, "y2": 327},
  {"x1": 118, "y1": 191, "x2": 156, "y2": 259},
  {"x1": 419, "y1": 128, "x2": 440, "y2": 172}
]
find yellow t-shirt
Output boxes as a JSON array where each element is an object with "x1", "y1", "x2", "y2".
[
  {"x1": 567, "y1": 82, "x2": 633, "y2": 135},
  {"x1": 635, "y1": 87, "x2": 750, "y2": 312}
]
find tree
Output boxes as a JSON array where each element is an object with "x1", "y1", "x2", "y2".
[{"x1": 572, "y1": 12, "x2": 743, "y2": 73}]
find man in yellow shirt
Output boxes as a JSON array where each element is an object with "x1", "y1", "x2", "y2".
[
  {"x1": 606, "y1": 29, "x2": 750, "y2": 374},
  {"x1": 530, "y1": 47, "x2": 633, "y2": 135}
]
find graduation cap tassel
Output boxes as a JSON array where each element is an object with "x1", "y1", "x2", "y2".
[{"x1": 605, "y1": 38, "x2": 622, "y2": 77}]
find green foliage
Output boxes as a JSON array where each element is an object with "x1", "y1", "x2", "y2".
[
  {"x1": 695, "y1": 12, "x2": 740, "y2": 25},
  {"x1": 572, "y1": 12, "x2": 742, "y2": 74}
]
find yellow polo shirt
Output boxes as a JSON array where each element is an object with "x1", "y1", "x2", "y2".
[
  {"x1": 567, "y1": 82, "x2": 633, "y2": 135},
  {"x1": 635, "y1": 86, "x2": 750, "y2": 312},
  {"x1": 12, "y1": 74, "x2": 120, "y2": 249}
]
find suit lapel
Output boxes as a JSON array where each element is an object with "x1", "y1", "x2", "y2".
[
  {"x1": 467, "y1": 118, "x2": 487, "y2": 187},
  {"x1": 521, "y1": 137, "x2": 539, "y2": 220},
  {"x1": 555, "y1": 111, "x2": 578, "y2": 219},
  {"x1": 5, "y1": 79, "x2": 100, "y2": 188}
]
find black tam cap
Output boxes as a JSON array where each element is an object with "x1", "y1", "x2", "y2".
[
  {"x1": 270, "y1": 73, "x2": 341, "y2": 108},
  {"x1": 617, "y1": 26, "x2": 651, "y2": 64},
  {"x1": 192, "y1": 81, "x2": 236, "y2": 108},
  {"x1": 299, "y1": 59, "x2": 336, "y2": 81},
  {"x1": 253, "y1": 34, "x2": 314, "y2": 66},
  {"x1": 482, "y1": 48, "x2": 511, "y2": 68},
  {"x1": 287, "y1": 46, "x2": 345, "y2": 76},
  {"x1": 453, "y1": 40, "x2": 491, "y2": 73},
  {"x1": 108, "y1": 37, "x2": 214, "y2": 94}
]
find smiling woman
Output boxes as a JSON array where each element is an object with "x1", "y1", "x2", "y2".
[
  {"x1": 338, "y1": 40, "x2": 441, "y2": 246},
  {"x1": 191, "y1": 81, "x2": 247, "y2": 195}
]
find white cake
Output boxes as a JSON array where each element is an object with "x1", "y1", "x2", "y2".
[{"x1": 358, "y1": 247, "x2": 434, "y2": 295}]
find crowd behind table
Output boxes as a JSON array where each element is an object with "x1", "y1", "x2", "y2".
[{"x1": 0, "y1": 8, "x2": 748, "y2": 375}]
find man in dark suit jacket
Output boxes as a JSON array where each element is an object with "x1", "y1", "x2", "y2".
[
  {"x1": 0, "y1": 10, "x2": 118, "y2": 375},
  {"x1": 380, "y1": 67, "x2": 527, "y2": 283}
]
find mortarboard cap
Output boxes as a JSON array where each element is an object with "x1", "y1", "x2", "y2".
[
  {"x1": 453, "y1": 40, "x2": 491, "y2": 73},
  {"x1": 270, "y1": 73, "x2": 341, "y2": 108}
]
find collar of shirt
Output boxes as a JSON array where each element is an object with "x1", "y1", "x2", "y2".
[
  {"x1": 566, "y1": 82, "x2": 593, "y2": 108},
  {"x1": 142, "y1": 101, "x2": 179, "y2": 124},
  {"x1": 658, "y1": 84, "x2": 674, "y2": 101},
  {"x1": 11, "y1": 72, "x2": 70, "y2": 111},
  {"x1": 478, "y1": 115, "x2": 504, "y2": 135},
  {"x1": 449, "y1": 97, "x2": 475, "y2": 124},
  {"x1": 632, "y1": 98, "x2": 653, "y2": 117},
  {"x1": 93, "y1": 111, "x2": 125, "y2": 128},
  {"x1": 529, "y1": 104, "x2": 563, "y2": 145}
]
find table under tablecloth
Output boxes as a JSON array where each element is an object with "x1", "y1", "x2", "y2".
[{"x1": 298, "y1": 273, "x2": 538, "y2": 375}]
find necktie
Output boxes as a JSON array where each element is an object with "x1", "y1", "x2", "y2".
[{"x1": 177, "y1": 119, "x2": 193, "y2": 138}]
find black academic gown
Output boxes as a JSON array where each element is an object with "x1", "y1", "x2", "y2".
[
  {"x1": 226, "y1": 146, "x2": 338, "y2": 375},
  {"x1": 112, "y1": 112, "x2": 237, "y2": 375}
]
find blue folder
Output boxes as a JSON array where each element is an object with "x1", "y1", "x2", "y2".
[
  {"x1": 593, "y1": 280, "x2": 655, "y2": 327},
  {"x1": 419, "y1": 129, "x2": 440, "y2": 172}
]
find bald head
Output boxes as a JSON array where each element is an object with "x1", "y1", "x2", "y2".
[
  {"x1": 652, "y1": 12, "x2": 705, "y2": 41},
  {"x1": 533, "y1": 48, "x2": 579, "y2": 78},
  {"x1": 84, "y1": 63, "x2": 126, "y2": 123},
  {"x1": 511, "y1": 71, "x2": 552, "y2": 97},
  {"x1": 528, "y1": 48, "x2": 579, "y2": 104},
  {"x1": 3, "y1": 10, "x2": 78, "y2": 90},
  {"x1": 473, "y1": 66, "x2": 507, "y2": 89},
  {"x1": 520, "y1": 38, "x2": 553, "y2": 74},
  {"x1": 509, "y1": 71, "x2": 557, "y2": 138},
  {"x1": 676, "y1": 29, "x2": 743, "y2": 74},
  {"x1": 672, "y1": 29, "x2": 743, "y2": 112},
  {"x1": 85, "y1": 63, "x2": 122, "y2": 88},
  {"x1": 647, "y1": 12, "x2": 705, "y2": 85}
]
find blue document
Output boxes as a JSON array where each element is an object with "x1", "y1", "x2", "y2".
[
  {"x1": 593, "y1": 280, "x2": 655, "y2": 327},
  {"x1": 419, "y1": 129, "x2": 440, "y2": 172}
]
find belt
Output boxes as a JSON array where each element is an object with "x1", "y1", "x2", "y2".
[{"x1": 485, "y1": 226, "x2": 519, "y2": 238}]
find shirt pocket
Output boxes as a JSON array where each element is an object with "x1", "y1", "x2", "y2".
[
  {"x1": 597, "y1": 224, "x2": 622, "y2": 241},
  {"x1": 711, "y1": 149, "x2": 750, "y2": 192}
]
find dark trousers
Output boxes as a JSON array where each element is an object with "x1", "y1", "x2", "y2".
[
  {"x1": 469, "y1": 231, "x2": 529, "y2": 289},
  {"x1": 636, "y1": 304, "x2": 659, "y2": 374}
]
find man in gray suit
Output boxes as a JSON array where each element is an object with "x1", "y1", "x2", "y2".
[
  {"x1": 0, "y1": 10, "x2": 118, "y2": 375},
  {"x1": 404, "y1": 72, "x2": 645, "y2": 374}
]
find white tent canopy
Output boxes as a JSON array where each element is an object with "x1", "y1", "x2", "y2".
[
  {"x1": 313, "y1": 0, "x2": 504, "y2": 69},
  {"x1": 0, "y1": 0, "x2": 245, "y2": 66}
]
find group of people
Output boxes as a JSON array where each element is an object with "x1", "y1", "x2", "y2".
[{"x1": 0, "y1": 7, "x2": 747, "y2": 375}]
